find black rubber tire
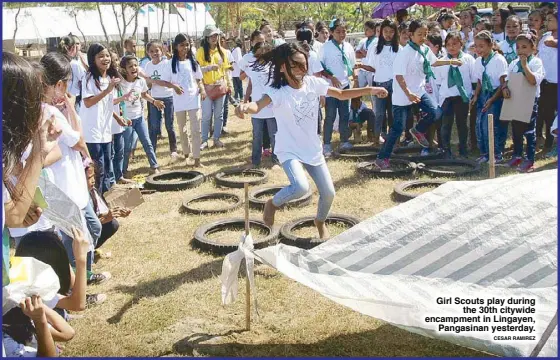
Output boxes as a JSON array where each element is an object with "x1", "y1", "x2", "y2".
[
  {"x1": 144, "y1": 171, "x2": 205, "y2": 192},
  {"x1": 356, "y1": 159, "x2": 417, "y2": 178},
  {"x1": 214, "y1": 169, "x2": 268, "y2": 189},
  {"x1": 337, "y1": 145, "x2": 381, "y2": 161},
  {"x1": 416, "y1": 159, "x2": 482, "y2": 178},
  {"x1": 393, "y1": 180, "x2": 447, "y2": 202},
  {"x1": 182, "y1": 192, "x2": 243, "y2": 215},
  {"x1": 392, "y1": 144, "x2": 424, "y2": 154},
  {"x1": 248, "y1": 185, "x2": 312, "y2": 210},
  {"x1": 193, "y1": 218, "x2": 279, "y2": 255},
  {"x1": 280, "y1": 214, "x2": 360, "y2": 250}
]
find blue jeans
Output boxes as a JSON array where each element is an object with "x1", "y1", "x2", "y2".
[
  {"x1": 148, "y1": 97, "x2": 176, "y2": 153},
  {"x1": 251, "y1": 117, "x2": 278, "y2": 165},
  {"x1": 324, "y1": 86, "x2": 350, "y2": 145},
  {"x1": 123, "y1": 117, "x2": 159, "y2": 175},
  {"x1": 201, "y1": 95, "x2": 225, "y2": 143},
  {"x1": 378, "y1": 94, "x2": 437, "y2": 159},
  {"x1": 373, "y1": 80, "x2": 393, "y2": 135},
  {"x1": 111, "y1": 132, "x2": 125, "y2": 183},
  {"x1": 476, "y1": 91, "x2": 505, "y2": 157},
  {"x1": 60, "y1": 198, "x2": 101, "y2": 272},
  {"x1": 512, "y1": 99, "x2": 538, "y2": 162},
  {"x1": 232, "y1": 77, "x2": 243, "y2": 101},
  {"x1": 87, "y1": 142, "x2": 113, "y2": 194},
  {"x1": 273, "y1": 159, "x2": 335, "y2": 222}
]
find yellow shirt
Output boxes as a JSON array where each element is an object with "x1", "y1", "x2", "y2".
[{"x1": 196, "y1": 47, "x2": 232, "y2": 88}]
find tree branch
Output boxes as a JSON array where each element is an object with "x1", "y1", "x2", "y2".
[
  {"x1": 97, "y1": 2, "x2": 110, "y2": 45},
  {"x1": 12, "y1": 5, "x2": 22, "y2": 43}
]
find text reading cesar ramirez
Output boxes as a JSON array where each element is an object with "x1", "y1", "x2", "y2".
[{"x1": 425, "y1": 297, "x2": 537, "y2": 341}]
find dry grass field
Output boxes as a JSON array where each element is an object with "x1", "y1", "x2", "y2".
[{"x1": 63, "y1": 105, "x2": 556, "y2": 357}]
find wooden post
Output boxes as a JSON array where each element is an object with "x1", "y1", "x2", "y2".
[
  {"x1": 488, "y1": 114, "x2": 496, "y2": 179},
  {"x1": 244, "y1": 183, "x2": 251, "y2": 331}
]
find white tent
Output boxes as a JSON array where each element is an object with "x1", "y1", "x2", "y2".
[
  {"x1": 2, "y1": 3, "x2": 215, "y2": 46},
  {"x1": 224, "y1": 169, "x2": 558, "y2": 357}
]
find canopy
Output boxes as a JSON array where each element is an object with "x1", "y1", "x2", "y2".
[
  {"x1": 2, "y1": 3, "x2": 215, "y2": 46},
  {"x1": 372, "y1": 2, "x2": 457, "y2": 18}
]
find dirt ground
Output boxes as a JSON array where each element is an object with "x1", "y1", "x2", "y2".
[{"x1": 63, "y1": 107, "x2": 556, "y2": 357}]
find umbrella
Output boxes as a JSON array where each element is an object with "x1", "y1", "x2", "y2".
[{"x1": 371, "y1": 2, "x2": 457, "y2": 19}]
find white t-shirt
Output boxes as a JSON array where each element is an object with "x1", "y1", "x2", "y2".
[
  {"x1": 499, "y1": 39, "x2": 518, "y2": 64},
  {"x1": 238, "y1": 52, "x2": 253, "y2": 74},
  {"x1": 538, "y1": 32, "x2": 557, "y2": 83},
  {"x1": 69, "y1": 59, "x2": 86, "y2": 97},
  {"x1": 474, "y1": 53, "x2": 508, "y2": 90},
  {"x1": 144, "y1": 59, "x2": 173, "y2": 98},
  {"x1": 111, "y1": 89, "x2": 125, "y2": 135},
  {"x1": 312, "y1": 41, "x2": 323, "y2": 54},
  {"x1": 79, "y1": 75, "x2": 114, "y2": 144},
  {"x1": 120, "y1": 77, "x2": 148, "y2": 119},
  {"x1": 45, "y1": 105, "x2": 89, "y2": 210},
  {"x1": 243, "y1": 53, "x2": 274, "y2": 119},
  {"x1": 437, "y1": 52, "x2": 477, "y2": 106},
  {"x1": 169, "y1": 59, "x2": 203, "y2": 112},
  {"x1": 392, "y1": 43, "x2": 438, "y2": 106},
  {"x1": 231, "y1": 47, "x2": 243, "y2": 78},
  {"x1": 264, "y1": 76, "x2": 329, "y2": 166},
  {"x1": 507, "y1": 57, "x2": 545, "y2": 98},
  {"x1": 319, "y1": 40, "x2": 356, "y2": 90},
  {"x1": 3, "y1": 333, "x2": 38, "y2": 357},
  {"x1": 307, "y1": 49, "x2": 324, "y2": 76},
  {"x1": 493, "y1": 32, "x2": 506, "y2": 43},
  {"x1": 366, "y1": 44, "x2": 402, "y2": 83}
]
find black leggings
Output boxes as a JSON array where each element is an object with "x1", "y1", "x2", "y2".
[
  {"x1": 95, "y1": 219, "x2": 119, "y2": 250},
  {"x1": 536, "y1": 81, "x2": 558, "y2": 150}
]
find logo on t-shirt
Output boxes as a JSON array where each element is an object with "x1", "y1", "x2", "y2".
[
  {"x1": 151, "y1": 70, "x2": 161, "y2": 80},
  {"x1": 292, "y1": 92, "x2": 318, "y2": 127}
]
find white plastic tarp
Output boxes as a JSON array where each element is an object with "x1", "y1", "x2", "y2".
[
  {"x1": 253, "y1": 170, "x2": 558, "y2": 357},
  {"x1": 2, "y1": 3, "x2": 215, "y2": 45}
]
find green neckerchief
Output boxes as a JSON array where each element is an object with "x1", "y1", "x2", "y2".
[
  {"x1": 365, "y1": 36, "x2": 376, "y2": 50},
  {"x1": 320, "y1": 62, "x2": 334, "y2": 76},
  {"x1": 407, "y1": 41, "x2": 435, "y2": 81},
  {"x1": 504, "y1": 37, "x2": 517, "y2": 64},
  {"x1": 447, "y1": 52, "x2": 469, "y2": 103},
  {"x1": 331, "y1": 39, "x2": 353, "y2": 77},
  {"x1": 516, "y1": 55, "x2": 534, "y2": 76},
  {"x1": 3, "y1": 227, "x2": 10, "y2": 287},
  {"x1": 481, "y1": 51, "x2": 496, "y2": 94}
]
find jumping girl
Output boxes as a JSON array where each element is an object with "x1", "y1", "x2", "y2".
[
  {"x1": 235, "y1": 43, "x2": 388, "y2": 239},
  {"x1": 374, "y1": 20, "x2": 463, "y2": 169},
  {"x1": 502, "y1": 31, "x2": 544, "y2": 173},
  {"x1": 470, "y1": 30, "x2": 509, "y2": 163},
  {"x1": 169, "y1": 33, "x2": 206, "y2": 167}
]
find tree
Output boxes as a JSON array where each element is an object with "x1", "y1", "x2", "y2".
[
  {"x1": 111, "y1": 3, "x2": 142, "y2": 55},
  {"x1": 96, "y1": 2, "x2": 110, "y2": 45}
]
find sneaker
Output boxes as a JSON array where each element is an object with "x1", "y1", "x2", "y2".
[
  {"x1": 545, "y1": 147, "x2": 558, "y2": 159},
  {"x1": 409, "y1": 127, "x2": 430, "y2": 148},
  {"x1": 170, "y1": 152, "x2": 180, "y2": 163},
  {"x1": 200, "y1": 141, "x2": 209, "y2": 151},
  {"x1": 505, "y1": 157, "x2": 523, "y2": 168},
  {"x1": 262, "y1": 149, "x2": 272, "y2": 157},
  {"x1": 222, "y1": 127, "x2": 229, "y2": 135},
  {"x1": 86, "y1": 293, "x2": 107, "y2": 306},
  {"x1": 323, "y1": 144, "x2": 333, "y2": 158},
  {"x1": 340, "y1": 142, "x2": 353, "y2": 151},
  {"x1": 87, "y1": 272, "x2": 112, "y2": 286},
  {"x1": 476, "y1": 155, "x2": 489, "y2": 164},
  {"x1": 214, "y1": 139, "x2": 225, "y2": 148},
  {"x1": 517, "y1": 160, "x2": 535, "y2": 173},
  {"x1": 494, "y1": 154, "x2": 505, "y2": 164},
  {"x1": 373, "y1": 158, "x2": 390, "y2": 170},
  {"x1": 420, "y1": 148, "x2": 430, "y2": 157}
]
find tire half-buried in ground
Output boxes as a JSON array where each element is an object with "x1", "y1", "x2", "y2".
[
  {"x1": 249, "y1": 185, "x2": 312, "y2": 210},
  {"x1": 144, "y1": 170, "x2": 205, "y2": 192},
  {"x1": 392, "y1": 145, "x2": 446, "y2": 162},
  {"x1": 280, "y1": 214, "x2": 360, "y2": 249},
  {"x1": 193, "y1": 218, "x2": 279, "y2": 255},
  {"x1": 356, "y1": 159, "x2": 417, "y2": 178},
  {"x1": 416, "y1": 159, "x2": 481, "y2": 178},
  {"x1": 393, "y1": 179, "x2": 447, "y2": 202},
  {"x1": 337, "y1": 145, "x2": 381, "y2": 161},
  {"x1": 214, "y1": 169, "x2": 268, "y2": 188},
  {"x1": 182, "y1": 192, "x2": 243, "y2": 214}
]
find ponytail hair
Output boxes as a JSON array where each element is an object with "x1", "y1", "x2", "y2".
[
  {"x1": 58, "y1": 35, "x2": 75, "y2": 58},
  {"x1": 252, "y1": 42, "x2": 308, "y2": 89}
]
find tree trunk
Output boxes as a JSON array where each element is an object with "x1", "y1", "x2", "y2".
[
  {"x1": 159, "y1": 6, "x2": 165, "y2": 41},
  {"x1": 111, "y1": 4, "x2": 124, "y2": 55},
  {"x1": 12, "y1": 5, "x2": 22, "y2": 44},
  {"x1": 132, "y1": 8, "x2": 139, "y2": 38},
  {"x1": 491, "y1": 2, "x2": 499, "y2": 12},
  {"x1": 97, "y1": 2, "x2": 110, "y2": 45},
  {"x1": 73, "y1": 11, "x2": 87, "y2": 46}
]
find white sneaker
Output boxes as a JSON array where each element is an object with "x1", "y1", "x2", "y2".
[
  {"x1": 200, "y1": 142, "x2": 209, "y2": 150},
  {"x1": 170, "y1": 152, "x2": 180, "y2": 163},
  {"x1": 323, "y1": 144, "x2": 333, "y2": 158}
]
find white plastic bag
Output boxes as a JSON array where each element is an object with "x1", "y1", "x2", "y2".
[{"x1": 2, "y1": 257, "x2": 60, "y2": 315}]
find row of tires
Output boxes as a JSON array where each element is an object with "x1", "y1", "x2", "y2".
[{"x1": 192, "y1": 214, "x2": 360, "y2": 255}]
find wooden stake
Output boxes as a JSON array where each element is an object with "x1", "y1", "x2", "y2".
[
  {"x1": 488, "y1": 114, "x2": 496, "y2": 179},
  {"x1": 244, "y1": 183, "x2": 251, "y2": 331}
]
